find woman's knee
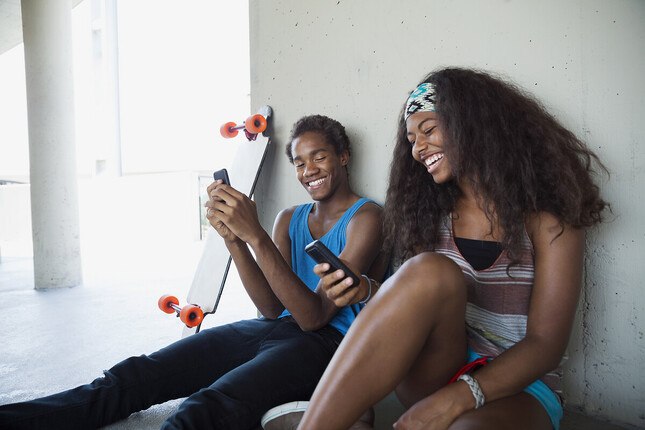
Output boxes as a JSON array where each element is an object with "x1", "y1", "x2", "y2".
[{"x1": 388, "y1": 252, "x2": 466, "y2": 300}]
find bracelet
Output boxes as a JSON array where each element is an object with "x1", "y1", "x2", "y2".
[
  {"x1": 359, "y1": 274, "x2": 372, "y2": 305},
  {"x1": 457, "y1": 374, "x2": 485, "y2": 409}
]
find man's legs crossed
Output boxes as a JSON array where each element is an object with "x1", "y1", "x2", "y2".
[
  {"x1": 0, "y1": 318, "x2": 274, "y2": 430},
  {"x1": 161, "y1": 319, "x2": 342, "y2": 430}
]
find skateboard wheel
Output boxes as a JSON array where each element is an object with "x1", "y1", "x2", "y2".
[
  {"x1": 180, "y1": 304, "x2": 204, "y2": 328},
  {"x1": 158, "y1": 294, "x2": 179, "y2": 314},
  {"x1": 245, "y1": 114, "x2": 267, "y2": 134},
  {"x1": 220, "y1": 122, "x2": 238, "y2": 138}
]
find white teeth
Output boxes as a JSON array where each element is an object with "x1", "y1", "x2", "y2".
[
  {"x1": 308, "y1": 178, "x2": 325, "y2": 187},
  {"x1": 425, "y1": 153, "x2": 444, "y2": 166}
]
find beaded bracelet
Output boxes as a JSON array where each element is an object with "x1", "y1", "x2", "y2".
[
  {"x1": 458, "y1": 374, "x2": 485, "y2": 409},
  {"x1": 359, "y1": 274, "x2": 373, "y2": 304}
]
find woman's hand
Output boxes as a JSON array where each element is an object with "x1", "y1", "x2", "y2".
[
  {"x1": 313, "y1": 261, "x2": 366, "y2": 307},
  {"x1": 394, "y1": 382, "x2": 472, "y2": 430}
]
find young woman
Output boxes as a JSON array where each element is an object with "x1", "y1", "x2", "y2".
[{"x1": 297, "y1": 68, "x2": 608, "y2": 430}]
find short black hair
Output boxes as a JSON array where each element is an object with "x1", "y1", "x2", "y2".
[{"x1": 285, "y1": 115, "x2": 351, "y2": 163}]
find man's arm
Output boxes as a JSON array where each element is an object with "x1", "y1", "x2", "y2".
[
  {"x1": 257, "y1": 201, "x2": 383, "y2": 330},
  {"x1": 205, "y1": 180, "x2": 284, "y2": 317},
  {"x1": 311, "y1": 204, "x2": 386, "y2": 308},
  {"x1": 316, "y1": 244, "x2": 389, "y2": 308},
  {"x1": 208, "y1": 184, "x2": 322, "y2": 326},
  {"x1": 224, "y1": 234, "x2": 286, "y2": 318},
  {"x1": 209, "y1": 183, "x2": 383, "y2": 330}
]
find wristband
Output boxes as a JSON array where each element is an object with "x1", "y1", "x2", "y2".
[
  {"x1": 359, "y1": 275, "x2": 372, "y2": 304},
  {"x1": 457, "y1": 374, "x2": 485, "y2": 409}
]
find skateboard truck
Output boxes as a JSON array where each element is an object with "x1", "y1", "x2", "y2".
[
  {"x1": 220, "y1": 113, "x2": 268, "y2": 141},
  {"x1": 158, "y1": 294, "x2": 205, "y2": 328}
]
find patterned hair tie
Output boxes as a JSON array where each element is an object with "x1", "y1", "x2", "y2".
[{"x1": 404, "y1": 82, "x2": 436, "y2": 120}]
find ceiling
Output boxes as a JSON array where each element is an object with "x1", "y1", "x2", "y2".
[{"x1": 0, "y1": 0, "x2": 85, "y2": 56}]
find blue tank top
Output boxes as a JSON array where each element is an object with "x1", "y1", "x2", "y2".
[{"x1": 279, "y1": 197, "x2": 374, "y2": 335}]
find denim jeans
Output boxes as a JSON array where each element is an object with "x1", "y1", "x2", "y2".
[{"x1": 0, "y1": 318, "x2": 342, "y2": 430}]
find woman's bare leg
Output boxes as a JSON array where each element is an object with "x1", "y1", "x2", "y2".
[{"x1": 298, "y1": 253, "x2": 468, "y2": 430}]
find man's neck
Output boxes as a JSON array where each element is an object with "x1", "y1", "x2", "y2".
[
  {"x1": 313, "y1": 187, "x2": 358, "y2": 215},
  {"x1": 307, "y1": 187, "x2": 360, "y2": 240}
]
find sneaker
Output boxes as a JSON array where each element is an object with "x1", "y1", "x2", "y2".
[
  {"x1": 261, "y1": 401, "x2": 374, "y2": 430},
  {"x1": 261, "y1": 401, "x2": 309, "y2": 430}
]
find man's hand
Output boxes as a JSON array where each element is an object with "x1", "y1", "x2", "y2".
[
  {"x1": 313, "y1": 261, "x2": 366, "y2": 307},
  {"x1": 205, "y1": 180, "x2": 239, "y2": 243},
  {"x1": 207, "y1": 182, "x2": 265, "y2": 245}
]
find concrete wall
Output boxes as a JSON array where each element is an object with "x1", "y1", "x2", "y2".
[{"x1": 249, "y1": 0, "x2": 645, "y2": 426}]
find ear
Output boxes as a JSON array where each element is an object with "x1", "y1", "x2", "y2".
[{"x1": 340, "y1": 150, "x2": 350, "y2": 167}]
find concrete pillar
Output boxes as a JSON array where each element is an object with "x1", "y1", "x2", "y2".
[{"x1": 21, "y1": 0, "x2": 82, "y2": 289}]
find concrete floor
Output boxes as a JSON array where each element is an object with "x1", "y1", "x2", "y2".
[
  {"x1": 0, "y1": 253, "x2": 638, "y2": 430},
  {"x1": 0, "y1": 240, "x2": 258, "y2": 429}
]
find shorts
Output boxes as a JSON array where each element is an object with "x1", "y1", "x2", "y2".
[{"x1": 453, "y1": 348, "x2": 563, "y2": 430}]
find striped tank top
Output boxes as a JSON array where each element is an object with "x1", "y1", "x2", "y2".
[{"x1": 434, "y1": 217, "x2": 563, "y2": 395}]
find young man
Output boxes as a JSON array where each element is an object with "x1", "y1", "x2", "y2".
[{"x1": 0, "y1": 115, "x2": 384, "y2": 430}]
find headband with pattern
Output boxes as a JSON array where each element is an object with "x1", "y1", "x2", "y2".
[{"x1": 404, "y1": 82, "x2": 436, "y2": 120}]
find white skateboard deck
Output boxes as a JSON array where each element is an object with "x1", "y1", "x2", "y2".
[{"x1": 182, "y1": 105, "x2": 272, "y2": 337}]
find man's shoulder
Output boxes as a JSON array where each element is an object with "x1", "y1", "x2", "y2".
[
  {"x1": 277, "y1": 204, "x2": 305, "y2": 220},
  {"x1": 272, "y1": 205, "x2": 302, "y2": 241},
  {"x1": 344, "y1": 199, "x2": 383, "y2": 231},
  {"x1": 274, "y1": 205, "x2": 304, "y2": 228},
  {"x1": 352, "y1": 198, "x2": 383, "y2": 217}
]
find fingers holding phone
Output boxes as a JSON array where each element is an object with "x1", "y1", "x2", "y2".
[
  {"x1": 205, "y1": 168, "x2": 265, "y2": 244},
  {"x1": 306, "y1": 240, "x2": 365, "y2": 307},
  {"x1": 205, "y1": 201, "x2": 237, "y2": 243},
  {"x1": 208, "y1": 168, "x2": 231, "y2": 203},
  {"x1": 314, "y1": 263, "x2": 365, "y2": 307},
  {"x1": 207, "y1": 168, "x2": 244, "y2": 213},
  {"x1": 205, "y1": 169, "x2": 239, "y2": 242},
  {"x1": 208, "y1": 168, "x2": 249, "y2": 206}
]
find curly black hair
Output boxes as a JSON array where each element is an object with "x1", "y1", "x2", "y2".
[
  {"x1": 285, "y1": 115, "x2": 351, "y2": 163},
  {"x1": 384, "y1": 67, "x2": 609, "y2": 265}
]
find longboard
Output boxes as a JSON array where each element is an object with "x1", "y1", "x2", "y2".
[{"x1": 160, "y1": 105, "x2": 272, "y2": 337}]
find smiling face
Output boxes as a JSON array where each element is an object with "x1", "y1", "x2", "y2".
[
  {"x1": 406, "y1": 111, "x2": 453, "y2": 184},
  {"x1": 291, "y1": 131, "x2": 349, "y2": 201}
]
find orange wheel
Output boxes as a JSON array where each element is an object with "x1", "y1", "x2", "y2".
[
  {"x1": 158, "y1": 294, "x2": 179, "y2": 314},
  {"x1": 220, "y1": 122, "x2": 238, "y2": 138},
  {"x1": 180, "y1": 304, "x2": 204, "y2": 328},
  {"x1": 245, "y1": 114, "x2": 267, "y2": 134}
]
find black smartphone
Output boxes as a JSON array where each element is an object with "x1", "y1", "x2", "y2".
[
  {"x1": 304, "y1": 240, "x2": 361, "y2": 287},
  {"x1": 213, "y1": 168, "x2": 230, "y2": 185}
]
